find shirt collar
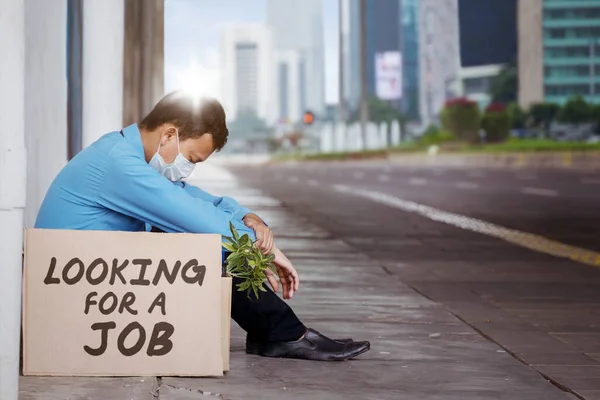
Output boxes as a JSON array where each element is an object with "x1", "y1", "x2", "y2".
[{"x1": 121, "y1": 123, "x2": 147, "y2": 160}]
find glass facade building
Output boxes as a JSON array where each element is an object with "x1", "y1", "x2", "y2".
[
  {"x1": 401, "y1": 0, "x2": 420, "y2": 120},
  {"x1": 543, "y1": 0, "x2": 600, "y2": 104}
]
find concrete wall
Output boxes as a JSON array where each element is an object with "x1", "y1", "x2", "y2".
[{"x1": 24, "y1": 0, "x2": 68, "y2": 228}]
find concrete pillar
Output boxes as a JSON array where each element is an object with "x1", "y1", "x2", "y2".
[
  {"x1": 0, "y1": 1, "x2": 26, "y2": 398},
  {"x1": 82, "y1": 0, "x2": 125, "y2": 147},
  {"x1": 25, "y1": 0, "x2": 68, "y2": 228},
  {"x1": 518, "y1": 0, "x2": 544, "y2": 109},
  {"x1": 123, "y1": 0, "x2": 164, "y2": 126}
]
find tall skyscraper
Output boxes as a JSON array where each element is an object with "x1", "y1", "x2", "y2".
[
  {"x1": 519, "y1": 0, "x2": 600, "y2": 108},
  {"x1": 459, "y1": 0, "x2": 517, "y2": 68},
  {"x1": 401, "y1": 0, "x2": 420, "y2": 120},
  {"x1": 341, "y1": 0, "x2": 361, "y2": 112},
  {"x1": 456, "y1": 0, "x2": 517, "y2": 109},
  {"x1": 220, "y1": 23, "x2": 276, "y2": 123},
  {"x1": 418, "y1": 0, "x2": 461, "y2": 125},
  {"x1": 342, "y1": 0, "x2": 405, "y2": 115},
  {"x1": 267, "y1": 0, "x2": 326, "y2": 118}
]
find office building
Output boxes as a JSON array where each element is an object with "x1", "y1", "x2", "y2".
[
  {"x1": 267, "y1": 0, "x2": 326, "y2": 118},
  {"x1": 340, "y1": 0, "x2": 361, "y2": 112},
  {"x1": 456, "y1": 0, "x2": 517, "y2": 108},
  {"x1": 275, "y1": 50, "x2": 303, "y2": 124},
  {"x1": 418, "y1": 0, "x2": 461, "y2": 125},
  {"x1": 220, "y1": 23, "x2": 276, "y2": 123},
  {"x1": 401, "y1": 0, "x2": 420, "y2": 120},
  {"x1": 519, "y1": 0, "x2": 600, "y2": 108},
  {"x1": 341, "y1": 0, "x2": 405, "y2": 116}
]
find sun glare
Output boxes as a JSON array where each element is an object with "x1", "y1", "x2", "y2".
[{"x1": 172, "y1": 58, "x2": 221, "y2": 100}]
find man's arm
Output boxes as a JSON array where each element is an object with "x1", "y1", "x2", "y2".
[
  {"x1": 175, "y1": 182, "x2": 274, "y2": 253},
  {"x1": 173, "y1": 181, "x2": 254, "y2": 221},
  {"x1": 97, "y1": 150, "x2": 256, "y2": 240}
]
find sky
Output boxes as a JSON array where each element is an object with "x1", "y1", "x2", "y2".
[{"x1": 164, "y1": 0, "x2": 339, "y2": 104}]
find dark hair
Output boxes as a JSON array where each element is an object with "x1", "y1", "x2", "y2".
[{"x1": 139, "y1": 91, "x2": 229, "y2": 151}]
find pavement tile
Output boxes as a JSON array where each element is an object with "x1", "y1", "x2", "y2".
[
  {"x1": 551, "y1": 333, "x2": 600, "y2": 353},
  {"x1": 575, "y1": 391, "x2": 600, "y2": 400},
  {"x1": 19, "y1": 376, "x2": 156, "y2": 400},
  {"x1": 535, "y1": 366, "x2": 600, "y2": 391}
]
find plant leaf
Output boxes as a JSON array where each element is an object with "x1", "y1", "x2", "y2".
[
  {"x1": 230, "y1": 221, "x2": 240, "y2": 241},
  {"x1": 222, "y1": 242, "x2": 237, "y2": 253}
]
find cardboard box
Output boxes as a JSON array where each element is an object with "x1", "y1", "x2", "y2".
[{"x1": 22, "y1": 228, "x2": 231, "y2": 377}]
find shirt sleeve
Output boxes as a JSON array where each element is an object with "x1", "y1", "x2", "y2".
[
  {"x1": 172, "y1": 181, "x2": 252, "y2": 221},
  {"x1": 96, "y1": 149, "x2": 256, "y2": 241}
]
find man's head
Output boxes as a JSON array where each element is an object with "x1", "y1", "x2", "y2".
[{"x1": 139, "y1": 91, "x2": 229, "y2": 176}]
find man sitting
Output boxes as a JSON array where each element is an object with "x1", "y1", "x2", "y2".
[{"x1": 35, "y1": 91, "x2": 370, "y2": 361}]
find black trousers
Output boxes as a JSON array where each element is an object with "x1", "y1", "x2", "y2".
[
  {"x1": 229, "y1": 273, "x2": 306, "y2": 342},
  {"x1": 151, "y1": 226, "x2": 305, "y2": 342}
]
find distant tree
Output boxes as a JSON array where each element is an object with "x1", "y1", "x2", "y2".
[
  {"x1": 507, "y1": 102, "x2": 527, "y2": 129},
  {"x1": 556, "y1": 95, "x2": 593, "y2": 125},
  {"x1": 347, "y1": 97, "x2": 406, "y2": 124},
  {"x1": 489, "y1": 60, "x2": 517, "y2": 104},
  {"x1": 228, "y1": 110, "x2": 272, "y2": 138},
  {"x1": 528, "y1": 102, "x2": 560, "y2": 131},
  {"x1": 481, "y1": 102, "x2": 511, "y2": 142},
  {"x1": 441, "y1": 97, "x2": 481, "y2": 143},
  {"x1": 368, "y1": 97, "x2": 406, "y2": 124},
  {"x1": 592, "y1": 104, "x2": 600, "y2": 133}
]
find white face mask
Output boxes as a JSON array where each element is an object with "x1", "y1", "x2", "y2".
[{"x1": 149, "y1": 129, "x2": 196, "y2": 182}]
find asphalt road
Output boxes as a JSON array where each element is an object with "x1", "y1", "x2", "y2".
[
  {"x1": 228, "y1": 161, "x2": 600, "y2": 399},
  {"x1": 234, "y1": 162, "x2": 600, "y2": 252}
]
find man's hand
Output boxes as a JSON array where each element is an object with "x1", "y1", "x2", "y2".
[
  {"x1": 266, "y1": 246, "x2": 300, "y2": 300},
  {"x1": 243, "y1": 213, "x2": 274, "y2": 254}
]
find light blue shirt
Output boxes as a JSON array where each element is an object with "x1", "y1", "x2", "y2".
[{"x1": 35, "y1": 123, "x2": 257, "y2": 252}]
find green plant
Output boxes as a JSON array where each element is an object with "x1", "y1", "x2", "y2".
[
  {"x1": 223, "y1": 222, "x2": 275, "y2": 298},
  {"x1": 507, "y1": 102, "x2": 527, "y2": 129},
  {"x1": 557, "y1": 95, "x2": 593, "y2": 125},
  {"x1": 489, "y1": 60, "x2": 517, "y2": 104},
  {"x1": 481, "y1": 102, "x2": 511, "y2": 143},
  {"x1": 528, "y1": 102, "x2": 560, "y2": 131},
  {"x1": 441, "y1": 98, "x2": 481, "y2": 143},
  {"x1": 418, "y1": 126, "x2": 456, "y2": 146}
]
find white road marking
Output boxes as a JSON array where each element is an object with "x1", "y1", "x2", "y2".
[
  {"x1": 332, "y1": 185, "x2": 600, "y2": 269},
  {"x1": 308, "y1": 179, "x2": 319, "y2": 187},
  {"x1": 467, "y1": 171, "x2": 485, "y2": 178},
  {"x1": 517, "y1": 173, "x2": 537, "y2": 180},
  {"x1": 521, "y1": 187, "x2": 558, "y2": 197},
  {"x1": 288, "y1": 176, "x2": 299, "y2": 183},
  {"x1": 581, "y1": 177, "x2": 600, "y2": 185},
  {"x1": 409, "y1": 178, "x2": 428, "y2": 186},
  {"x1": 379, "y1": 175, "x2": 391, "y2": 182},
  {"x1": 353, "y1": 172, "x2": 365, "y2": 179},
  {"x1": 456, "y1": 181, "x2": 479, "y2": 189},
  {"x1": 382, "y1": 166, "x2": 393, "y2": 173}
]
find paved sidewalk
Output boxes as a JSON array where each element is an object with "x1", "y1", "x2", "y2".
[{"x1": 19, "y1": 165, "x2": 577, "y2": 400}]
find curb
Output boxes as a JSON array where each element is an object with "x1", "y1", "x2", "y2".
[{"x1": 387, "y1": 151, "x2": 600, "y2": 171}]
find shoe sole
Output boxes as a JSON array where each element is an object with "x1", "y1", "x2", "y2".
[
  {"x1": 246, "y1": 338, "x2": 354, "y2": 357},
  {"x1": 260, "y1": 343, "x2": 371, "y2": 362}
]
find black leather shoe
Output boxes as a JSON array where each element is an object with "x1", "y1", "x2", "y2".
[
  {"x1": 246, "y1": 334, "x2": 354, "y2": 355},
  {"x1": 258, "y1": 328, "x2": 370, "y2": 361}
]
